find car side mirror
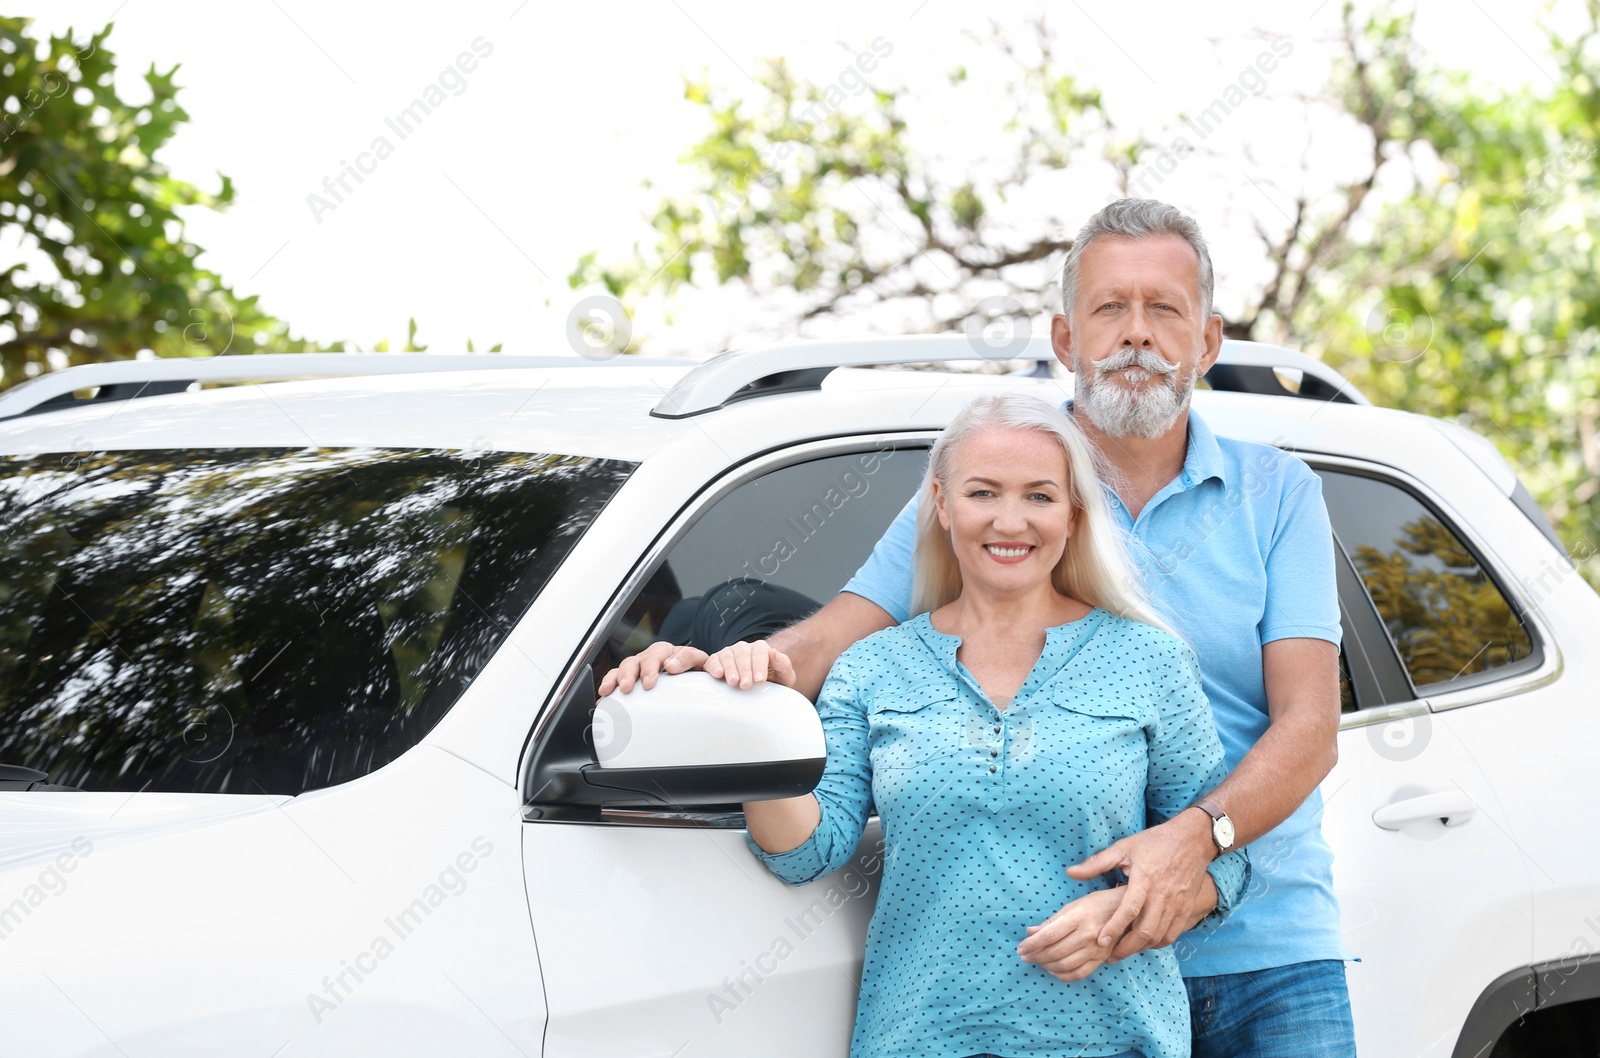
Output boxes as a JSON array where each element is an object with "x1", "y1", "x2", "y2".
[{"x1": 523, "y1": 669, "x2": 825, "y2": 812}]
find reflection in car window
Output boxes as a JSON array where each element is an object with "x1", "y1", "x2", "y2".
[
  {"x1": 0, "y1": 447, "x2": 634, "y2": 794},
  {"x1": 1317, "y1": 469, "x2": 1532, "y2": 689},
  {"x1": 593, "y1": 444, "x2": 923, "y2": 678}
]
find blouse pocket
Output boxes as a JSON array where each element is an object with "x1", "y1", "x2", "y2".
[
  {"x1": 1035, "y1": 683, "x2": 1149, "y2": 779},
  {"x1": 868, "y1": 680, "x2": 963, "y2": 771}
]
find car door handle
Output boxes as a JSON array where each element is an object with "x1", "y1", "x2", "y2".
[{"x1": 1372, "y1": 790, "x2": 1478, "y2": 830}]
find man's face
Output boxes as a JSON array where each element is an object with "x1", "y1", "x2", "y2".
[{"x1": 1051, "y1": 233, "x2": 1223, "y2": 439}]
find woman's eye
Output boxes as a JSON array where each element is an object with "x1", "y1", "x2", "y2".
[
  {"x1": 969, "y1": 489, "x2": 995, "y2": 498},
  {"x1": 1029, "y1": 492, "x2": 1053, "y2": 502}
]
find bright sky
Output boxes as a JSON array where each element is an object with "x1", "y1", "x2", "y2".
[{"x1": 18, "y1": 0, "x2": 1581, "y2": 357}]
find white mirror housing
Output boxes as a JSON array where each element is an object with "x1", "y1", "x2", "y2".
[{"x1": 594, "y1": 671, "x2": 824, "y2": 770}]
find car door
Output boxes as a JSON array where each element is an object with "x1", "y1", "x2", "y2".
[
  {"x1": 1312, "y1": 460, "x2": 1541, "y2": 1058},
  {"x1": 520, "y1": 437, "x2": 927, "y2": 1058},
  {"x1": 0, "y1": 444, "x2": 567, "y2": 1055}
]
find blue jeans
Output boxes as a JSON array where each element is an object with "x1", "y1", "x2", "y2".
[{"x1": 1186, "y1": 959, "x2": 1356, "y2": 1058}]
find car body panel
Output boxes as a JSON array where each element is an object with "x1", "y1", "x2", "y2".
[
  {"x1": 524, "y1": 820, "x2": 882, "y2": 1057},
  {"x1": 2, "y1": 347, "x2": 1596, "y2": 1057},
  {"x1": 1327, "y1": 706, "x2": 1535, "y2": 1056},
  {"x1": 0, "y1": 745, "x2": 543, "y2": 1057}
]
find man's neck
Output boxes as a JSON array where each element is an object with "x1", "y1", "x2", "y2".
[{"x1": 1077, "y1": 410, "x2": 1191, "y2": 522}]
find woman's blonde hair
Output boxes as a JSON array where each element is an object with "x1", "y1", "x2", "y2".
[{"x1": 911, "y1": 391, "x2": 1170, "y2": 633}]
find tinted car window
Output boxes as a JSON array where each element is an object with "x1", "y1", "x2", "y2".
[
  {"x1": 0, "y1": 447, "x2": 634, "y2": 794},
  {"x1": 593, "y1": 443, "x2": 923, "y2": 677},
  {"x1": 1316, "y1": 469, "x2": 1533, "y2": 690}
]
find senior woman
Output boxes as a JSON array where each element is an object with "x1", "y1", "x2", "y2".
[{"x1": 735, "y1": 393, "x2": 1248, "y2": 1058}]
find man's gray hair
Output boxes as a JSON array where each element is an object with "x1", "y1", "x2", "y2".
[{"x1": 1059, "y1": 198, "x2": 1215, "y2": 318}]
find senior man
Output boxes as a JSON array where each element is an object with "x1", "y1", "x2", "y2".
[{"x1": 601, "y1": 198, "x2": 1355, "y2": 1057}]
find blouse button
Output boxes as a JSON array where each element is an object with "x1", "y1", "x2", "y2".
[
  {"x1": 990, "y1": 749, "x2": 999, "y2": 758},
  {"x1": 988, "y1": 764, "x2": 997, "y2": 774},
  {"x1": 992, "y1": 725, "x2": 1002, "y2": 734}
]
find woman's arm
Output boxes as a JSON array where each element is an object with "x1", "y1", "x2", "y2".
[
  {"x1": 1117, "y1": 643, "x2": 1250, "y2": 945},
  {"x1": 1021, "y1": 640, "x2": 1250, "y2": 968},
  {"x1": 744, "y1": 793, "x2": 822, "y2": 854},
  {"x1": 743, "y1": 659, "x2": 875, "y2": 885}
]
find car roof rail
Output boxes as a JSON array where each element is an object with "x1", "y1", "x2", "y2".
[
  {"x1": 1203, "y1": 341, "x2": 1371, "y2": 407},
  {"x1": 649, "y1": 335, "x2": 1368, "y2": 419},
  {"x1": 0, "y1": 353, "x2": 682, "y2": 422}
]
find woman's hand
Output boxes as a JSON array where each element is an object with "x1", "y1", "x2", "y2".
[
  {"x1": 706, "y1": 640, "x2": 797, "y2": 690},
  {"x1": 1017, "y1": 887, "x2": 1126, "y2": 982}
]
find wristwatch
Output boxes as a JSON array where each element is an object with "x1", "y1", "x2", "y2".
[{"x1": 1192, "y1": 798, "x2": 1235, "y2": 856}]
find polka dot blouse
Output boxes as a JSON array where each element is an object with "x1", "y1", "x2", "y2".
[{"x1": 747, "y1": 607, "x2": 1249, "y2": 1058}]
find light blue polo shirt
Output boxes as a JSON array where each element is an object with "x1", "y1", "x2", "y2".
[{"x1": 842, "y1": 407, "x2": 1349, "y2": 977}]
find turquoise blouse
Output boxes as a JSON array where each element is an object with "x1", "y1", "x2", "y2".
[{"x1": 748, "y1": 608, "x2": 1249, "y2": 1058}]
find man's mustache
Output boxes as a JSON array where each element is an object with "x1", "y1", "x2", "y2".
[{"x1": 1092, "y1": 348, "x2": 1178, "y2": 377}]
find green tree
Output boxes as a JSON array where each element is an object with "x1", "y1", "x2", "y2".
[
  {"x1": 0, "y1": 17, "x2": 317, "y2": 391},
  {"x1": 1292, "y1": 6, "x2": 1600, "y2": 588},
  {"x1": 569, "y1": 23, "x2": 1112, "y2": 338},
  {"x1": 575, "y1": 5, "x2": 1600, "y2": 586}
]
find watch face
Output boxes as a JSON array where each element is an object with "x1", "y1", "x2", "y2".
[{"x1": 1215, "y1": 816, "x2": 1236, "y2": 849}]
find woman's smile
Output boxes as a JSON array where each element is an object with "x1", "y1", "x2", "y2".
[{"x1": 933, "y1": 426, "x2": 1076, "y2": 596}]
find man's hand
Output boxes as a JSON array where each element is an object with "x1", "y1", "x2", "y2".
[
  {"x1": 1060, "y1": 809, "x2": 1217, "y2": 960},
  {"x1": 597, "y1": 641, "x2": 710, "y2": 696},
  {"x1": 1016, "y1": 887, "x2": 1125, "y2": 982}
]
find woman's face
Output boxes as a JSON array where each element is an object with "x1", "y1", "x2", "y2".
[{"x1": 933, "y1": 426, "x2": 1076, "y2": 596}]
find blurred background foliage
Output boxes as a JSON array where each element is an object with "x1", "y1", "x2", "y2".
[
  {"x1": 1, "y1": 7, "x2": 1596, "y2": 585},
  {"x1": 0, "y1": 16, "x2": 321, "y2": 386},
  {"x1": 572, "y1": 2, "x2": 1600, "y2": 586},
  {"x1": 0, "y1": 17, "x2": 458, "y2": 383}
]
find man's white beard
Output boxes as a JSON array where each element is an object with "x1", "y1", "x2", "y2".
[{"x1": 1078, "y1": 348, "x2": 1197, "y2": 439}]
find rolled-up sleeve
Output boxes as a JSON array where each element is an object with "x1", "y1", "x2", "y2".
[{"x1": 746, "y1": 658, "x2": 875, "y2": 885}]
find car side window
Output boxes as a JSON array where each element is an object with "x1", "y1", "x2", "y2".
[
  {"x1": 590, "y1": 442, "x2": 925, "y2": 682},
  {"x1": 1315, "y1": 468, "x2": 1535, "y2": 693},
  {"x1": 0, "y1": 446, "x2": 634, "y2": 794}
]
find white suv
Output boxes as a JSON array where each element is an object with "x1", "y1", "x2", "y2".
[{"x1": 0, "y1": 337, "x2": 1594, "y2": 1058}]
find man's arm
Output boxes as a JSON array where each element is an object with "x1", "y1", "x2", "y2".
[
  {"x1": 1064, "y1": 637, "x2": 1340, "y2": 957},
  {"x1": 761, "y1": 593, "x2": 895, "y2": 700},
  {"x1": 596, "y1": 592, "x2": 895, "y2": 701},
  {"x1": 599, "y1": 494, "x2": 917, "y2": 700},
  {"x1": 1205, "y1": 637, "x2": 1341, "y2": 847}
]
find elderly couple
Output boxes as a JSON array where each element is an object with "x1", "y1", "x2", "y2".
[{"x1": 601, "y1": 199, "x2": 1354, "y2": 1058}]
